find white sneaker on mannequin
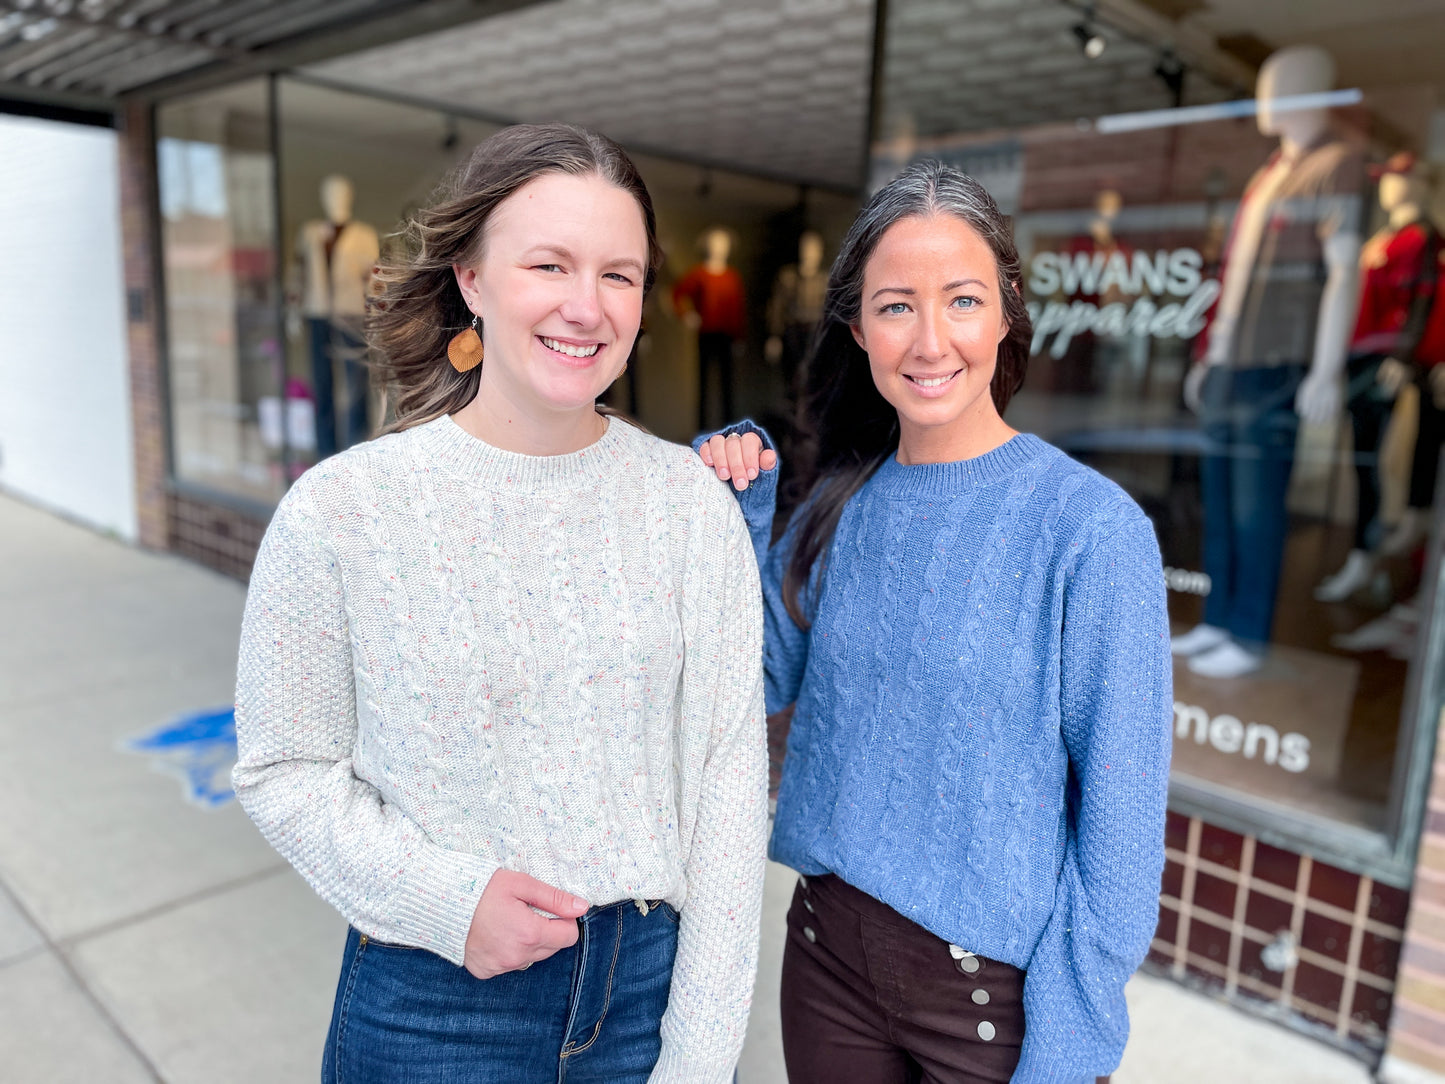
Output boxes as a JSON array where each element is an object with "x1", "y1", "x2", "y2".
[
  {"x1": 1332, "y1": 602, "x2": 1420, "y2": 653},
  {"x1": 1314, "y1": 550, "x2": 1375, "y2": 602},
  {"x1": 1187, "y1": 639, "x2": 1263, "y2": 678},
  {"x1": 1171, "y1": 623, "x2": 1229, "y2": 657},
  {"x1": 1380, "y1": 510, "x2": 1427, "y2": 557}
]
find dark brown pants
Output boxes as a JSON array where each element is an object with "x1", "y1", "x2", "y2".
[
  {"x1": 780, "y1": 875, "x2": 1113, "y2": 1084},
  {"x1": 780, "y1": 874, "x2": 1025, "y2": 1084}
]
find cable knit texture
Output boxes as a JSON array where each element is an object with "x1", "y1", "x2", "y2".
[
  {"x1": 711, "y1": 426, "x2": 1172, "y2": 1083},
  {"x1": 234, "y1": 415, "x2": 768, "y2": 1084}
]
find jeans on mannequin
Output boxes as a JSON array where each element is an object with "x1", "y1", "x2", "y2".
[
  {"x1": 1344, "y1": 354, "x2": 1395, "y2": 551},
  {"x1": 309, "y1": 316, "x2": 370, "y2": 459},
  {"x1": 1199, "y1": 364, "x2": 1306, "y2": 648},
  {"x1": 697, "y1": 331, "x2": 735, "y2": 432}
]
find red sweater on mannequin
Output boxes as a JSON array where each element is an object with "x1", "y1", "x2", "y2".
[
  {"x1": 1352, "y1": 220, "x2": 1443, "y2": 363},
  {"x1": 673, "y1": 265, "x2": 747, "y2": 340}
]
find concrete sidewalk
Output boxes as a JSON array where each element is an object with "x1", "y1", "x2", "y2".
[{"x1": 0, "y1": 491, "x2": 1375, "y2": 1083}]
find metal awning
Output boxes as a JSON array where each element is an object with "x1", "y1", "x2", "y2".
[{"x1": 0, "y1": 0, "x2": 545, "y2": 115}]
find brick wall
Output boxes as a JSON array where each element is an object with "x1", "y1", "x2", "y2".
[
  {"x1": 167, "y1": 492, "x2": 267, "y2": 582},
  {"x1": 1381, "y1": 708, "x2": 1445, "y2": 1082},
  {"x1": 1018, "y1": 120, "x2": 1278, "y2": 213},
  {"x1": 1150, "y1": 811, "x2": 1407, "y2": 1062},
  {"x1": 116, "y1": 100, "x2": 168, "y2": 550}
]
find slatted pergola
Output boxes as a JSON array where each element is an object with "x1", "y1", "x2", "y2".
[{"x1": 0, "y1": 0, "x2": 544, "y2": 114}]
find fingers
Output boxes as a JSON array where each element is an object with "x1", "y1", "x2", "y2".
[
  {"x1": 698, "y1": 431, "x2": 777, "y2": 489},
  {"x1": 725, "y1": 435, "x2": 750, "y2": 490},
  {"x1": 739, "y1": 433, "x2": 766, "y2": 479},
  {"x1": 703, "y1": 434, "x2": 728, "y2": 477},
  {"x1": 511, "y1": 873, "x2": 589, "y2": 918},
  {"x1": 536, "y1": 914, "x2": 582, "y2": 952}
]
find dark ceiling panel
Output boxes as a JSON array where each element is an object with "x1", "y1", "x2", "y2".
[{"x1": 0, "y1": 0, "x2": 549, "y2": 110}]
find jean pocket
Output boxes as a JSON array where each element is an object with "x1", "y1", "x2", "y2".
[
  {"x1": 656, "y1": 902, "x2": 681, "y2": 925},
  {"x1": 358, "y1": 932, "x2": 424, "y2": 952}
]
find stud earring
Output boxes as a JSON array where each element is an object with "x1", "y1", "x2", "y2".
[{"x1": 448, "y1": 314, "x2": 484, "y2": 372}]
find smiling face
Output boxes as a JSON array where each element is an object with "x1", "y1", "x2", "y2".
[
  {"x1": 852, "y1": 212, "x2": 1013, "y2": 462},
  {"x1": 454, "y1": 171, "x2": 649, "y2": 423}
]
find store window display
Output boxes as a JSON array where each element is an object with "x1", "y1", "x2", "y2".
[
  {"x1": 765, "y1": 228, "x2": 828, "y2": 394},
  {"x1": 289, "y1": 174, "x2": 380, "y2": 458},
  {"x1": 1317, "y1": 153, "x2": 1442, "y2": 603},
  {"x1": 673, "y1": 226, "x2": 747, "y2": 430},
  {"x1": 1330, "y1": 156, "x2": 1445, "y2": 661},
  {"x1": 869, "y1": 3, "x2": 1444, "y2": 835},
  {"x1": 1172, "y1": 45, "x2": 1365, "y2": 680},
  {"x1": 156, "y1": 79, "x2": 285, "y2": 504}
]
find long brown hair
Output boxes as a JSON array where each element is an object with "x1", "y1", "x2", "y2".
[
  {"x1": 782, "y1": 159, "x2": 1032, "y2": 627},
  {"x1": 370, "y1": 123, "x2": 664, "y2": 434}
]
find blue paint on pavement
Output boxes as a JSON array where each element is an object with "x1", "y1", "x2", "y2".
[{"x1": 124, "y1": 707, "x2": 238, "y2": 808}]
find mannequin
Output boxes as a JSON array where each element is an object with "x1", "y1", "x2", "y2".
[
  {"x1": 673, "y1": 227, "x2": 746, "y2": 431},
  {"x1": 292, "y1": 175, "x2": 380, "y2": 458},
  {"x1": 673, "y1": 229, "x2": 745, "y2": 433},
  {"x1": 1400, "y1": 231, "x2": 1445, "y2": 550},
  {"x1": 1373, "y1": 156, "x2": 1445, "y2": 558},
  {"x1": 765, "y1": 229, "x2": 827, "y2": 395},
  {"x1": 1175, "y1": 46, "x2": 1364, "y2": 678},
  {"x1": 1317, "y1": 153, "x2": 1442, "y2": 599}
]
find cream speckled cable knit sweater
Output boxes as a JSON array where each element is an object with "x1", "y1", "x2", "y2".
[{"x1": 233, "y1": 414, "x2": 768, "y2": 1084}]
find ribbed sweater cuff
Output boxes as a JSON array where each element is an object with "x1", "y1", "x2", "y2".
[
  {"x1": 646, "y1": 1042, "x2": 738, "y2": 1084},
  {"x1": 385, "y1": 848, "x2": 499, "y2": 966},
  {"x1": 1012, "y1": 1036, "x2": 1112, "y2": 1083}
]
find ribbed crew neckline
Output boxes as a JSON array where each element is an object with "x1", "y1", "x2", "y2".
[
  {"x1": 414, "y1": 412, "x2": 628, "y2": 493},
  {"x1": 870, "y1": 432, "x2": 1050, "y2": 498}
]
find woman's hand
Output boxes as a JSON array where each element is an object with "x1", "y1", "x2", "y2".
[
  {"x1": 699, "y1": 431, "x2": 778, "y2": 491},
  {"x1": 463, "y1": 870, "x2": 590, "y2": 979}
]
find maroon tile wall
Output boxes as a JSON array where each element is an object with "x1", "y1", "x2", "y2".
[{"x1": 1152, "y1": 812, "x2": 1402, "y2": 1057}]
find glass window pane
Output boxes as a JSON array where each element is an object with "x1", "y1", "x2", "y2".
[
  {"x1": 157, "y1": 80, "x2": 283, "y2": 503},
  {"x1": 874, "y1": 0, "x2": 1444, "y2": 836},
  {"x1": 273, "y1": 76, "x2": 859, "y2": 450},
  {"x1": 276, "y1": 78, "x2": 503, "y2": 464}
]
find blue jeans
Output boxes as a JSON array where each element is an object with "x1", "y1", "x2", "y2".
[
  {"x1": 1199, "y1": 364, "x2": 1305, "y2": 647},
  {"x1": 309, "y1": 317, "x2": 370, "y2": 459},
  {"x1": 321, "y1": 900, "x2": 679, "y2": 1083}
]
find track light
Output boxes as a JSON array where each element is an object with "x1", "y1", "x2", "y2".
[
  {"x1": 1154, "y1": 48, "x2": 1186, "y2": 107},
  {"x1": 1073, "y1": 21, "x2": 1106, "y2": 59}
]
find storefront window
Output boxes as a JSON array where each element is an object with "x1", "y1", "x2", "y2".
[
  {"x1": 875, "y1": 0, "x2": 1444, "y2": 851},
  {"x1": 274, "y1": 78, "x2": 502, "y2": 467},
  {"x1": 273, "y1": 74, "x2": 858, "y2": 450},
  {"x1": 158, "y1": 80, "x2": 283, "y2": 503}
]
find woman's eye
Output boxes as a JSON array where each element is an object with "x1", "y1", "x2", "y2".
[
  {"x1": 881, "y1": 302, "x2": 909, "y2": 315},
  {"x1": 604, "y1": 272, "x2": 636, "y2": 285},
  {"x1": 952, "y1": 295, "x2": 980, "y2": 310},
  {"x1": 534, "y1": 263, "x2": 563, "y2": 273}
]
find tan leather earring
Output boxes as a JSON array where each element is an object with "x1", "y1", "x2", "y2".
[{"x1": 448, "y1": 315, "x2": 484, "y2": 372}]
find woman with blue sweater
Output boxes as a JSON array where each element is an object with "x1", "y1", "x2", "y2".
[{"x1": 697, "y1": 160, "x2": 1172, "y2": 1083}]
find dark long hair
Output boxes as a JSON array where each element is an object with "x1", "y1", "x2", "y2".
[
  {"x1": 782, "y1": 159, "x2": 1032, "y2": 627},
  {"x1": 370, "y1": 123, "x2": 664, "y2": 434}
]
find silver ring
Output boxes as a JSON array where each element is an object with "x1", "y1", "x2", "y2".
[{"x1": 519, "y1": 962, "x2": 531, "y2": 970}]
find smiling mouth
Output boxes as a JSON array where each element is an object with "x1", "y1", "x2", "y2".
[
  {"x1": 905, "y1": 370, "x2": 961, "y2": 388},
  {"x1": 539, "y1": 336, "x2": 602, "y2": 358}
]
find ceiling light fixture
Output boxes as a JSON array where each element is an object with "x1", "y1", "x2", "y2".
[
  {"x1": 1072, "y1": 4, "x2": 1106, "y2": 59},
  {"x1": 1154, "y1": 48, "x2": 1186, "y2": 107}
]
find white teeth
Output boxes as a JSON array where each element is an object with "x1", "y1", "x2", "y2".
[
  {"x1": 912, "y1": 374, "x2": 953, "y2": 387},
  {"x1": 541, "y1": 337, "x2": 601, "y2": 358}
]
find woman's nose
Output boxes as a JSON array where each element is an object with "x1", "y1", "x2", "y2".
[
  {"x1": 560, "y1": 281, "x2": 602, "y2": 327},
  {"x1": 913, "y1": 310, "x2": 947, "y2": 361}
]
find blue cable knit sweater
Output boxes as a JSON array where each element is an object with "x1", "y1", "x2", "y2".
[{"x1": 706, "y1": 424, "x2": 1172, "y2": 1083}]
